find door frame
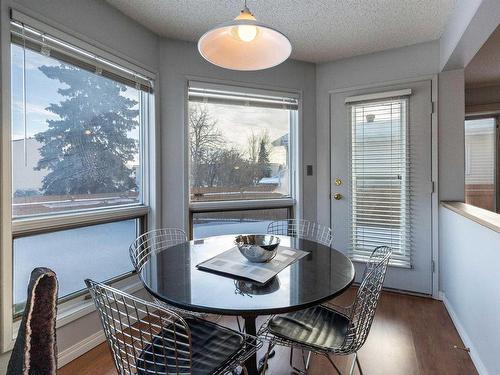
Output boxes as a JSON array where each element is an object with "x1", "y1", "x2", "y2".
[{"x1": 328, "y1": 74, "x2": 439, "y2": 299}]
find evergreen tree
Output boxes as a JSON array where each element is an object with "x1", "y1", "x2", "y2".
[
  {"x1": 35, "y1": 64, "x2": 139, "y2": 195},
  {"x1": 258, "y1": 137, "x2": 272, "y2": 179}
]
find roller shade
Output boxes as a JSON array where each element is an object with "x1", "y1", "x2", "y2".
[
  {"x1": 188, "y1": 81, "x2": 299, "y2": 110},
  {"x1": 349, "y1": 94, "x2": 412, "y2": 267},
  {"x1": 10, "y1": 12, "x2": 153, "y2": 93}
]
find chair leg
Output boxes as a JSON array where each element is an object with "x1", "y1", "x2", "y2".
[
  {"x1": 326, "y1": 355, "x2": 343, "y2": 375},
  {"x1": 261, "y1": 342, "x2": 274, "y2": 375},
  {"x1": 301, "y1": 350, "x2": 312, "y2": 371},
  {"x1": 348, "y1": 353, "x2": 357, "y2": 375},
  {"x1": 288, "y1": 348, "x2": 312, "y2": 375},
  {"x1": 355, "y1": 354, "x2": 363, "y2": 375}
]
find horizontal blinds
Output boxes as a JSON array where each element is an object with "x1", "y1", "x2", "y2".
[
  {"x1": 188, "y1": 81, "x2": 299, "y2": 110},
  {"x1": 345, "y1": 89, "x2": 412, "y2": 104},
  {"x1": 464, "y1": 118, "x2": 495, "y2": 185},
  {"x1": 10, "y1": 18, "x2": 153, "y2": 93},
  {"x1": 349, "y1": 96, "x2": 411, "y2": 267}
]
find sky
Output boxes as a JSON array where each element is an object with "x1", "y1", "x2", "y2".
[
  {"x1": 11, "y1": 44, "x2": 141, "y2": 141},
  {"x1": 192, "y1": 101, "x2": 291, "y2": 165}
]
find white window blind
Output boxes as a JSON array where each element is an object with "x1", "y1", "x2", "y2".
[
  {"x1": 464, "y1": 118, "x2": 495, "y2": 185},
  {"x1": 188, "y1": 81, "x2": 299, "y2": 110},
  {"x1": 349, "y1": 95, "x2": 411, "y2": 267},
  {"x1": 10, "y1": 11, "x2": 153, "y2": 93}
]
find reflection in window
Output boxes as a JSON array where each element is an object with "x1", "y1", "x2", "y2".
[
  {"x1": 465, "y1": 118, "x2": 496, "y2": 211},
  {"x1": 188, "y1": 86, "x2": 297, "y2": 202},
  {"x1": 192, "y1": 208, "x2": 289, "y2": 239},
  {"x1": 11, "y1": 44, "x2": 143, "y2": 218},
  {"x1": 13, "y1": 219, "x2": 137, "y2": 315}
]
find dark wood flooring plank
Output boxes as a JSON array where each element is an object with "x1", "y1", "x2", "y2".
[{"x1": 58, "y1": 289, "x2": 478, "y2": 375}]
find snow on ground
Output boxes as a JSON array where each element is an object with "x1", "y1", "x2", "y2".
[
  {"x1": 14, "y1": 220, "x2": 136, "y2": 305},
  {"x1": 193, "y1": 220, "x2": 272, "y2": 239}
]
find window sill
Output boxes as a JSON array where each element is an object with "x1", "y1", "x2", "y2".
[
  {"x1": 441, "y1": 201, "x2": 500, "y2": 234},
  {"x1": 12, "y1": 205, "x2": 149, "y2": 236},
  {"x1": 189, "y1": 198, "x2": 295, "y2": 212}
]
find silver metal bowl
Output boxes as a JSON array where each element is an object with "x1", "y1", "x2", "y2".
[{"x1": 235, "y1": 234, "x2": 280, "y2": 263}]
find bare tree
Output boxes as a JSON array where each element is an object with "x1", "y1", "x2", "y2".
[
  {"x1": 247, "y1": 131, "x2": 259, "y2": 164},
  {"x1": 189, "y1": 104, "x2": 223, "y2": 187}
]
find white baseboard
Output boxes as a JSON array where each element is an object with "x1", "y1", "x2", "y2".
[
  {"x1": 57, "y1": 330, "x2": 106, "y2": 368},
  {"x1": 438, "y1": 290, "x2": 445, "y2": 301},
  {"x1": 442, "y1": 293, "x2": 488, "y2": 375}
]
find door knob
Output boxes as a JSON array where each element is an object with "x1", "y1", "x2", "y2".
[{"x1": 333, "y1": 193, "x2": 343, "y2": 200}]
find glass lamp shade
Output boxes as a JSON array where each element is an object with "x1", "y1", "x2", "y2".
[{"x1": 198, "y1": 18, "x2": 292, "y2": 71}]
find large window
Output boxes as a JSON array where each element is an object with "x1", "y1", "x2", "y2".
[
  {"x1": 349, "y1": 96, "x2": 411, "y2": 267},
  {"x1": 11, "y1": 41, "x2": 145, "y2": 218},
  {"x1": 13, "y1": 219, "x2": 138, "y2": 316},
  {"x1": 7, "y1": 14, "x2": 153, "y2": 318},
  {"x1": 188, "y1": 82, "x2": 298, "y2": 238},
  {"x1": 464, "y1": 117, "x2": 497, "y2": 212}
]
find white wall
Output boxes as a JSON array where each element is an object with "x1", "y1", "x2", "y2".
[
  {"x1": 315, "y1": 40, "x2": 441, "y2": 225},
  {"x1": 0, "y1": 0, "x2": 160, "y2": 372},
  {"x1": 440, "y1": 0, "x2": 500, "y2": 71},
  {"x1": 440, "y1": 206, "x2": 500, "y2": 375},
  {"x1": 10, "y1": 0, "x2": 159, "y2": 72},
  {"x1": 439, "y1": 0, "x2": 483, "y2": 70},
  {"x1": 159, "y1": 38, "x2": 317, "y2": 229},
  {"x1": 438, "y1": 69, "x2": 465, "y2": 202}
]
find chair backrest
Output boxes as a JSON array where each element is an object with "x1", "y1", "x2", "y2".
[
  {"x1": 267, "y1": 219, "x2": 333, "y2": 247},
  {"x1": 129, "y1": 228, "x2": 187, "y2": 273},
  {"x1": 86, "y1": 279, "x2": 193, "y2": 375},
  {"x1": 345, "y1": 246, "x2": 392, "y2": 352}
]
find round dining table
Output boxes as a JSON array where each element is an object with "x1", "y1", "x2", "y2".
[{"x1": 139, "y1": 234, "x2": 355, "y2": 375}]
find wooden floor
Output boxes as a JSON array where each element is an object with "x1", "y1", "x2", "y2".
[{"x1": 59, "y1": 289, "x2": 478, "y2": 375}]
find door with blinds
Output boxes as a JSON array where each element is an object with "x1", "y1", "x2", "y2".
[{"x1": 330, "y1": 80, "x2": 433, "y2": 294}]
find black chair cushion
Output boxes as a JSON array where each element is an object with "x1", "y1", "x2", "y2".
[
  {"x1": 268, "y1": 305, "x2": 351, "y2": 351},
  {"x1": 138, "y1": 317, "x2": 244, "y2": 375}
]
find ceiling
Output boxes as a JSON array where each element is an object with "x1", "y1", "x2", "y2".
[
  {"x1": 105, "y1": 0, "x2": 457, "y2": 63},
  {"x1": 465, "y1": 25, "x2": 500, "y2": 88}
]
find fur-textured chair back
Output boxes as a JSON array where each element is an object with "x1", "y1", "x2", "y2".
[{"x1": 7, "y1": 267, "x2": 58, "y2": 375}]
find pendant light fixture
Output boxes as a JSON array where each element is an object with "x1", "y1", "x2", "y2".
[{"x1": 198, "y1": 0, "x2": 292, "y2": 71}]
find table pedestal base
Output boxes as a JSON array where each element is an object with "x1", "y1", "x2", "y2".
[{"x1": 243, "y1": 316, "x2": 259, "y2": 375}]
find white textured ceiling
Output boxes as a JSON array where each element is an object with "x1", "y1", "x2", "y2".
[
  {"x1": 105, "y1": 0, "x2": 456, "y2": 63},
  {"x1": 465, "y1": 25, "x2": 500, "y2": 87}
]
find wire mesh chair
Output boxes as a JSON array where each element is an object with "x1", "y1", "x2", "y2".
[
  {"x1": 86, "y1": 279, "x2": 262, "y2": 375},
  {"x1": 267, "y1": 219, "x2": 333, "y2": 247},
  {"x1": 130, "y1": 228, "x2": 187, "y2": 274},
  {"x1": 129, "y1": 228, "x2": 209, "y2": 319},
  {"x1": 258, "y1": 246, "x2": 392, "y2": 375}
]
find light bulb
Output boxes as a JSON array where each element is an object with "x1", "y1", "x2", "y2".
[{"x1": 237, "y1": 24, "x2": 257, "y2": 42}]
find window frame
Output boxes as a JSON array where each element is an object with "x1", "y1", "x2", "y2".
[
  {"x1": 185, "y1": 79, "x2": 301, "y2": 239},
  {"x1": 1, "y1": 9, "x2": 159, "y2": 352},
  {"x1": 464, "y1": 114, "x2": 500, "y2": 213}
]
